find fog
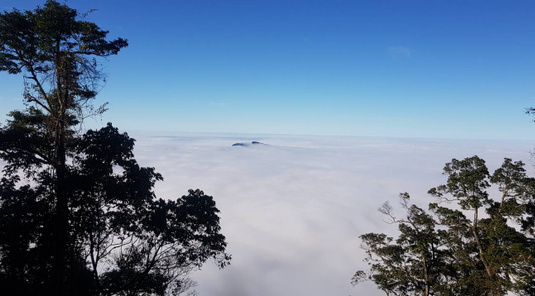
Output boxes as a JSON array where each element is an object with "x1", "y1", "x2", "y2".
[{"x1": 126, "y1": 133, "x2": 534, "y2": 296}]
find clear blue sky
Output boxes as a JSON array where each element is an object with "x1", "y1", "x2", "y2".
[{"x1": 1, "y1": 0, "x2": 535, "y2": 139}]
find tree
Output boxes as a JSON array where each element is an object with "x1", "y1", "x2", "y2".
[
  {"x1": 429, "y1": 156, "x2": 534, "y2": 295},
  {"x1": 355, "y1": 156, "x2": 535, "y2": 296},
  {"x1": 0, "y1": 1, "x2": 230, "y2": 295},
  {"x1": 354, "y1": 194, "x2": 455, "y2": 296}
]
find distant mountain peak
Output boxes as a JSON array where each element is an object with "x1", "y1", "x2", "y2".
[{"x1": 232, "y1": 141, "x2": 266, "y2": 147}]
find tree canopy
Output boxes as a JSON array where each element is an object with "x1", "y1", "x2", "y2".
[
  {"x1": 355, "y1": 156, "x2": 535, "y2": 296},
  {"x1": 0, "y1": 1, "x2": 230, "y2": 295}
]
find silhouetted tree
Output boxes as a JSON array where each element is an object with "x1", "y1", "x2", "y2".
[
  {"x1": 0, "y1": 1, "x2": 230, "y2": 295},
  {"x1": 355, "y1": 156, "x2": 535, "y2": 296},
  {"x1": 354, "y1": 194, "x2": 455, "y2": 296}
]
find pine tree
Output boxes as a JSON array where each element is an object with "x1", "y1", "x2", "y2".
[{"x1": 0, "y1": 2, "x2": 230, "y2": 295}]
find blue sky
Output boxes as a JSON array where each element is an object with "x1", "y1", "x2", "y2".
[{"x1": 1, "y1": 0, "x2": 535, "y2": 139}]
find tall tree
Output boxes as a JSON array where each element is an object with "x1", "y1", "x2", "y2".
[
  {"x1": 356, "y1": 156, "x2": 535, "y2": 296},
  {"x1": 0, "y1": 1, "x2": 230, "y2": 295},
  {"x1": 1, "y1": 2, "x2": 127, "y2": 293},
  {"x1": 429, "y1": 156, "x2": 533, "y2": 295},
  {"x1": 354, "y1": 193, "x2": 455, "y2": 296}
]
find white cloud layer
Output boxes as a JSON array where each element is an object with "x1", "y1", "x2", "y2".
[
  {"x1": 3, "y1": 133, "x2": 532, "y2": 295},
  {"x1": 129, "y1": 133, "x2": 534, "y2": 296}
]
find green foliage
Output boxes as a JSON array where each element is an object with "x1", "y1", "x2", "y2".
[
  {"x1": 0, "y1": 1, "x2": 230, "y2": 295},
  {"x1": 355, "y1": 194, "x2": 456, "y2": 296},
  {"x1": 355, "y1": 156, "x2": 535, "y2": 296}
]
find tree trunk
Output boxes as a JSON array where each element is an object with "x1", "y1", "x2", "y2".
[{"x1": 53, "y1": 120, "x2": 69, "y2": 296}]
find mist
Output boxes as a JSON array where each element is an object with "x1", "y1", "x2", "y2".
[{"x1": 126, "y1": 133, "x2": 534, "y2": 296}]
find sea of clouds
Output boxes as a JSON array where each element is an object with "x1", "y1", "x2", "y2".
[
  {"x1": 127, "y1": 132, "x2": 534, "y2": 296},
  {"x1": 1, "y1": 132, "x2": 531, "y2": 295}
]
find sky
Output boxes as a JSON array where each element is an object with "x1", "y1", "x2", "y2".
[
  {"x1": 2, "y1": 2, "x2": 535, "y2": 295},
  {"x1": 1, "y1": 0, "x2": 535, "y2": 139}
]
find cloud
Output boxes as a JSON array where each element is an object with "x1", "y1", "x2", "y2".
[
  {"x1": 2, "y1": 131, "x2": 530, "y2": 294},
  {"x1": 387, "y1": 46, "x2": 414, "y2": 59},
  {"x1": 70, "y1": 133, "x2": 535, "y2": 295}
]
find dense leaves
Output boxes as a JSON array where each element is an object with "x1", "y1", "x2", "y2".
[
  {"x1": 355, "y1": 156, "x2": 535, "y2": 296},
  {"x1": 0, "y1": 1, "x2": 230, "y2": 295}
]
